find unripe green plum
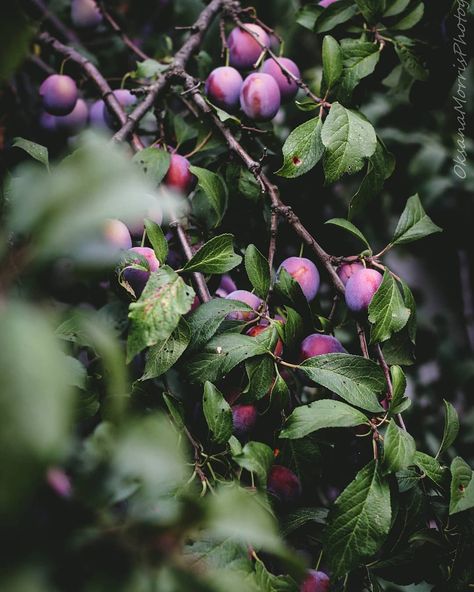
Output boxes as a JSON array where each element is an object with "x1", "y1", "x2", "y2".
[
  {"x1": 345, "y1": 268, "x2": 383, "y2": 313},
  {"x1": 240, "y1": 73, "x2": 281, "y2": 121},
  {"x1": 40, "y1": 74, "x2": 78, "y2": 116},
  {"x1": 228, "y1": 24, "x2": 270, "y2": 70},
  {"x1": 205, "y1": 66, "x2": 243, "y2": 111},
  {"x1": 261, "y1": 57, "x2": 301, "y2": 102},
  {"x1": 278, "y1": 256, "x2": 320, "y2": 301}
]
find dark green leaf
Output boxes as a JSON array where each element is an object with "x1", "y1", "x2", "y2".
[
  {"x1": 392, "y1": 194, "x2": 442, "y2": 246},
  {"x1": 449, "y1": 457, "x2": 474, "y2": 515},
  {"x1": 325, "y1": 461, "x2": 391, "y2": 577},
  {"x1": 276, "y1": 117, "x2": 324, "y2": 178},
  {"x1": 383, "y1": 419, "x2": 416, "y2": 473},
  {"x1": 325, "y1": 218, "x2": 371, "y2": 251},
  {"x1": 389, "y1": 365, "x2": 411, "y2": 414},
  {"x1": 384, "y1": 0, "x2": 410, "y2": 17},
  {"x1": 281, "y1": 306, "x2": 304, "y2": 349},
  {"x1": 232, "y1": 441, "x2": 274, "y2": 485},
  {"x1": 281, "y1": 507, "x2": 329, "y2": 536},
  {"x1": 322, "y1": 35, "x2": 343, "y2": 92},
  {"x1": 394, "y1": 38, "x2": 429, "y2": 81},
  {"x1": 355, "y1": 0, "x2": 386, "y2": 24},
  {"x1": 13, "y1": 138, "x2": 49, "y2": 170},
  {"x1": 132, "y1": 147, "x2": 171, "y2": 185},
  {"x1": 281, "y1": 399, "x2": 369, "y2": 439},
  {"x1": 296, "y1": 4, "x2": 323, "y2": 30},
  {"x1": 337, "y1": 39, "x2": 381, "y2": 102},
  {"x1": 127, "y1": 266, "x2": 195, "y2": 361},
  {"x1": 300, "y1": 354, "x2": 385, "y2": 412},
  {"x1": 315, "y1": 0, "x2": 358, "y2": 33},
  {"x1": 437, "y1": 399, "x2": 460, "y2": 457},
  {"x1": 245, "y1": 356, "x2": 276, "y2": 400},
  {"x1": 144, "y1": 218, "x2": 168, "y2": 262},
  {"x1": 203, "y1": 382, "x2": 233, "y2": 444},
  {"x1": 142, "y1": 318, "x2": 190, "y2": 380},
  {"x1": 321, "y1": 103, "x2": 377, "y2": 183},
  {"x1": 245, "y1": 245, "x2": 271, "y2": 299},
  {"x1": 190, "y1": 166, "x2": 228, "y2": 228},
  {"x1": 413, "y1": 452, "x2": 446, "y2": 488},
  {"x1": 368, "y1": 270, "x2": 411, "y2": 344},
  {"x1": 392, "y1": 2, "x2": 424, "y2": 30},
  {"x1": 183, "y1": 234, "x2": 242, "y2": 274}
]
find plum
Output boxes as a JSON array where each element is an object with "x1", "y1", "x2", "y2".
[
  {"x1": 163, "y1": 153, "x2": 196, "y2": 195},
  {"x1": 240, "y1": 73, "x2": 281, "y2": 121},
  {"x1": 267, "y1": 465, "x2": 301, "y2": 504},
  {"x1": 39, "y1": 74, "x2": 78, "y2": 116},
  {"x1": 300, "y1": 570, "x2": 330, "y2": 592},
  {"x1": 215, "y1": 274, "x2": 238, "y2": 297},
  {"x1": 278, "y1": 256, "x2": 320, "y2": 302},
  {"x1": 205, "y1": 66, "x2": 243, "y2": 111},
  {"x1": 103, "y1": 219, "x2": 132, "y2": 250},
  {"x1": 54, "y1": 98, "x2": 89, "y2": 134},
  {"x1": 299, "y1": 334, "x2": 346, "y2": 362},
  {"x1": 319, "y1": 0, "x2": 339, "y2": 6},
  {"x1": 39, "y1": 111, "x2": 59, "y2": 133},
  {"x1": 345, "y1": 268, "x2": 383, "y2": 313},
  {"x1": 103, "y1": 89, "x2": 137, "y2": 127},
  {"x1": 336, "y1": 261, "x2": 364, "y2": 286},
  {"x1": 228, "y1": 24, "x2": 270, "y2": 70},
  {"x1": 232, "y1": 404, "x2": 258, "y2": 438},
  {"x1": 261, "y1": 57, "x2": 301, "y2": 102},
  {"x1": 122, "y1": 246, "x2": 160, "y2": 297},
  {"x1": 71, "y1": 0, "x2": 102, "y2": 28},
  {"x1": 247, "y1": 324, "x2": 284, "y2": 357},
  {"x1": 89, "y1": 99, "x2": 109, "y2": 129},
  {"x1": 225, "y1": 290, "x2": 263, "y2": 321}
]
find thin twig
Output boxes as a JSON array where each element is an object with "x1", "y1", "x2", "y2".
[
  {"x1": 357, "y1": 323, "x2": 370, "y2": 358},
  {"x1": 98, "y1": 2, "x2": 151, "y2": 61}
]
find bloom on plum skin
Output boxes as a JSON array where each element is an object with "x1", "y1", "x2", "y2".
[
  {"x1": 299, "y1": 334, "x2": 346, "y2": 362},
  {"x1": 300, "y1": 570, "x2": 330, "y2": 592},
  {"x1": 261, "y1": 57, "x2": 301, "y2": 102},
  {"x1": 163, "y1": 153, "x2": 196, "y2": 195},
  {"x1": 205, "y1": 66, "x2": 243, "y2": 112},
  {"x1": 39, "y1": 74, "x2": 78, "y2": 116},
  {"x1": 240, "y1": 73, "x2": 281, "y2": 122},
  {"x1": 227, "y1": 24, "x2": 270, "y2": 70},
  {"x1": 225, "y1": 290, "x2": 263, "y2": 321},
  {"x1": 232, "y1": 404, "x2": 258, "y2": 438},
  {"x1": 336, "y1": 261, "x2": 364, "y2": 286},
  {"x1": 278, "y1": 256, "x2": 320, "y2": 302},
  {"x1": 345, "y1": 268, "x2": 383, "y2": 313},
  {"x1": 267, "y1": 465, "x2": 302, "y2": 504}
]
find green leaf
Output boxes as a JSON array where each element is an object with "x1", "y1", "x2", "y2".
[
  {"x1": 274, "y1": 268, "x2": 312, "y2": 325},
  {"x1": 163, "y1": 393, "x2": 186, "y2": 432},
  {"x1": 322, "y1": 35, "x2": 343, "y2": 92},
  {"x1": 281, "y1": 306, "x2": 304, "y2": 349},
  {"x1": 253, "y1": 561, "x2": 298, "y2": 592},
  {"x1": 392, "y1": 2, "x2": 424, "y2": 30},
  {"x1": 296, "y1": 4, "x2": 323, "y2": 30},
  {"x1": 132, "y1": 147, "x2": 170, "y2": 185},
  {"x1": 449, "y1": 457, "x2": 474, "y2": 515},
  {"x1": 389, "y1": 365, "x2": 411, "y2": 414},
  {"x1": 321, "y1": 103, "x2": 377, "y2": 183},
  {"x1": 127, "y1": 266, "x2": 195, "y2": 361},
  {"x1": 186, "y1": 334, "x2": 267, "y2": 383},
  {"x1": 315, "y1": 0, "x2": 358, "y2": 33},
  {"x1": 13, "y1": 138, "x2": 49, "y2": 170},
  {"x1": 325, "y1": 460, "x2": 391, "y2": 577},
  {"x1": 190, "y1": 166, "x2": 228, "y2": 228},
  {"x1": 186, "y1": 298, "x2": 253, "y2": 353},
  {"x1": 437, "y1": 400, "x2": 460, "y2": 457},
  {"x1": 383, "y1": 419, "x2": 416, "y2": 473},
  {"x1": 232, "y1": 441, "x2": 274, "y2": 485},
  {"x1": 325, "y1": 218, "x2": 371, "y2": 251},
  {"x1": 269, "y1": 369, "x2": 290, "y2": 409},
  {"x1": 133, "y1": 59, "x2": 168, "y2": 79},
  {"x1": 282, "y1": 507, "x2": 329, "y2": 535},
  {"x1": 276, "y1": 117, "x2": 324, "y2": 178},
  {"x1": 203, "y1": 382, "x2": 233, "y2": 444},
  {"x1": 300, "y1": 354, "x2": 385, "y2": 412},
  {"x1": 413, "y1": 452, "x2": 446, "y2": 488},
  {"x1": 349, "y1": 139, "x2": 395, "y2": 219},
  {"x1": 337, "y1": 39, "x2": 381, "y2": 102},
  {"x1": 245, "y1": 356, "x2": 276, "y2": 400},
  {"x1": 355, "y1": 0, "x2": 386, "y2": 24},
  {"x1": 144, "y1": 218, "x2": 168, "y2": 262},
  {"x1": 384, "y1": 0, "x2": 410, "y2": 17},
  {"x1": 281, "y1": 399, "x2": 369, "y2": 439},
  {"x1": 368, "y1": 270, "x2": 411, "y2": 344},
  {"x1": 245, "y1": 245, "x2": 271, "y2": 299},
  {"x1": 182, "y1": 234, "x2": 242, "y2": 274},
  {"x1": 392, "y1": 194, "x2": 442, "y2": 246},
  {"x1": 142, "y1": 318, "x2": 190, "y2": 380},
  {"x1": 394, "y1": 37, "x2": 428, "y2": 81}
]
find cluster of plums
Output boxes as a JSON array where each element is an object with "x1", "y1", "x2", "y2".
[{"x1": 204, "y1": 25, "x2": 301, "y2": 121}]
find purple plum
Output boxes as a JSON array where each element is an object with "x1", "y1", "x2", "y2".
[
  {"x1": 232, "y1": 404, "x2": 258, "y2": 438},
  {"x1": 240, "y1": 73, "x2": 281, "y2": 121},
  {"x1": 122, "y1": 246, "x2": 160, "y2": 297},
  {"x1": 267, "y1": 465, "x2": 302, "y2": 504},
  {"x1": 103, "y1": 89, "x2": 137, "y2": 127},
  {"x1": 225, "y1": 290, "x2": 263, "y2": 321},
  {"x1": 228, "y1": 24, "x2": 270, "y2": 70},
  {"x1": 336, "y1": 261, "x2": 364, "y2": 286},
  {"x1": 55, "y1": 98, "x2": 89, "y2": 134},
  {"x1": 299, "y1": 334, "x2": 346, "y2": 362},
  {"x1": 163, "y1": 153, "x2": 196, "y2": 195},
  {"x1": 261, "y1": 57, "x2": 301, "y2": 102},
  {"x1": 71, "y1": 0, "x2": 103, "y2": 28},
  {"x1": 89, "y1": 99, "x2": 108, "y2": 129},
  {"x1": 205, "y1": 66, "x2": 243, "y2": 111},
  {"x1": 103, "y1": 219, "x2": 132, "y2": 250},
  {"x1": 39, "y1": 74, "x2": 78, "y2": 116},
  {"x1": 345, "y1": 268, "x2": 383, "y2": 313},
  {"x1": 300, "y1": 570, "x2": 330, "y2": 592},
  {"x1": 215, "y1": 274, "x2": 238, "y2": 297},
  {"x1": 278, "y1": 256, "x2": 320, "y2": 301}
]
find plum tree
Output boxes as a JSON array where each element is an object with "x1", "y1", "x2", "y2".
[
  {"x1": 225, "y1": 290, "x2": 263, "y2": 321},
  {"x1": 345, "y1": 268, "x2": 383, "y2": 313},
  {"x1": 231, "y1": 404, "x2": 258, "y2": 438},
  {"x1": 163, "y1": 153, "x2": 196, "y2": 194},
  {"x1": 240, "y1": 73, "x2": 281, "y2": 121},
  {"x1": 267, "y1": 465, "x2": 301, "y2": 504},
  {"x1": 103, "y1": 89, "x2": 137, "y2": 127},
  {"x1": 261, "y1": 58, "x2": 301, "y2": 102},
  {"x1": 300, "y1": 570, "x2": 330, "y2": 592},
  {"x1": 299, "y1": 334, "x2": 346, "y2": 361},
  {"x1": 247, "y1": 324, "x2": 284, "y2": 357},
  {"x1": 103, "y1": 219, "x2": 132, "y2": 250},
  {"x1": 227, "y1": 24, "x2": 270, "y2": 70},
  {"x1": 39, "y1": 74, "x2": 78, "y2": 116},
  {"x1": 205, "y1": 66, "x2": 243, "y2": 112},
  {"x1": 122, "y1": 247, "x2": 160, "y2": 297},
  {"x1": 336, "y1": 261, "x2": 364, "y2": 286},
  {"x1": 54, "y1": 98, "x2": 89, "y2": 134},
  {"x1": 278, "y1": 257, "x2": 320, "y2": 301},
  {"x1": 71, "y1": 0, "x2": 102, "y2": 29}
]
